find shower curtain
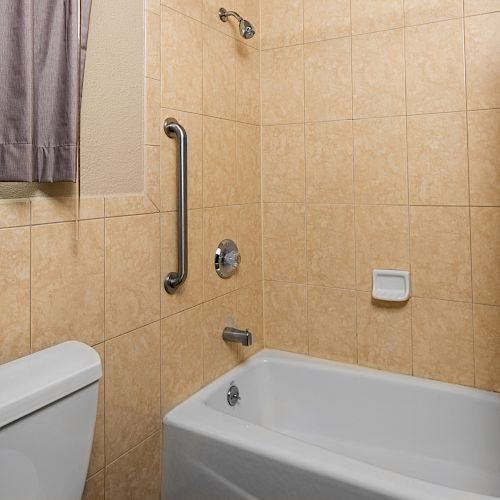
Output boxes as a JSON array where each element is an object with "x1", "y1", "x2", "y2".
[{"x1": 0, "y1": 0, "x2": 92, "y2": 182}]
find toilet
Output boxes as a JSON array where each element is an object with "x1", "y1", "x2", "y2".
[{"x1": 0, "y1": 341, "x2": 102, "y2": 500}]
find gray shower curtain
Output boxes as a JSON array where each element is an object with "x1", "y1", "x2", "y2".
[{"x1": 0, "y1": 0, "x2": 92, "y2": 182}]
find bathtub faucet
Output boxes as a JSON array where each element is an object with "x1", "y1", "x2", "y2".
[{"x1": 222, "y1": 326, "x2": 253, "y2": 346}]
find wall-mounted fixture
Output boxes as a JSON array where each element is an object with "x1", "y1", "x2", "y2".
[
  {"x1": 164, "y1": 118, "x2": 188, "y2": 294},
  {"x1": 372, "y1": 269, "x2": 411, "y2": 302},
  {"x1": 218, "y1": 7, "x2": 256, "y2": 39},
  {"x1": 214, "y1": 239, "x2": 241, "y2": 279},
  {"x1": 222, "y1": 327, "x2": 252, "y2": 346}
]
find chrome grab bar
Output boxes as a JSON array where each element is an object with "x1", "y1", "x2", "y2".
[{"x1": 164, "y1": 117, "x2": 188, "y2": 294}]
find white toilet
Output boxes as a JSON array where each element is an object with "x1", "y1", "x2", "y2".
[{"x1": 0, "y1": 341, "x2": 102, "y2": 500}]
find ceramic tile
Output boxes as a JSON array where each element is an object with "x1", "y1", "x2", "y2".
[
  {"x1": 261, "y1": 46, "x2": 304, "y2": 125},
  {"x1": 468, "y1": 109, "x2": 500, "y2": 206},
  {"x1": 88, "y1": 344, "x2": 105, "y2": 477},
  {"x1": 202, "y1": 293, "x2": 239, "y2": 383},
  {"x1": 237, "y1": 204, "x2": 262, "y2": 289},
  {"x1": 263, "y1": 203, "x2": 306, "y2": 283},
  {"x1": 105, "y1": 214, "x2": 160, "y2": 339},
  {"x1": 355, "y1": 206, "x2": 410, "y2": 291},
  {"x1": 407, "y1": 112, "x2": 469, "y2": 206},
  {"x1": 308, "y1": 286, "x2": 357, "y2": 363},
  {"x1": 0, "y1": 227, "x2": 30, "y2": 364},
  {"x1": 405, "y1": 0, "x2": 463, "y2": 25},
  {"x1": 351, "y1": 0, "x2": 404, "y2": 34},
  {"x1": 146, "y1": 0, "x2": 160, "y2": 13},
  {"x1": 31, "y1": 196, "x2": 104, "y2": 224},
  {"x1": 304, "y1": 38, "x2": 352, "y2": 122},
  {"x1": 162, "y1": 0, "x2": 203, "y2": 20},
  {"x1": 305, "y1": 120, "x2": 353, "y2": 204},
  {"x1": 405, "y1": 19, "x2": 465, "y2": 114},
  {"x1": 203, "y1": 206, "x2": 239, "y2": 301},
  {"x1": 237, "y1": 282, "x2": 264, "y2": 360},
  {"x1": 161, "y1": 7, "x2": 203, "y2": 112},
  {"x1": 203, "y1": 27, "x2": 236, "y2": 120},
  {"x1": 203, "y1": 0, "x2": 238, "y2": 38},
  {"x1": 261, "y1": 0, "x2": 303, "y2": 49},
  {"x1": 104, "y1": 194, "x2": 158, "y2": 218},
  {"x1": 236, "y1": 123, "x2": 261, "y2": 204},
  {"x1": 464, "y1": 0, "x2": 500, "y2": 15},
  {"x1": 474, "y1": 304, "x2": 500, "y2": 392},
  {"x1": 161, "y1": 109, "x2": 203, "y2": 211},
  {"x1": 161, "y1": 210, "x2": 203, "y2": 317},
  {"x1": 352, "y1": 29, "x2": 405, "y2": 118},
  {"x1": 0, "y1": 199, "x2": 30, "y2": 228},
  {"x1": 353, "y1": 116, "x2": 408, "y2": 205},
  {"x1": 202, "y1": 116, "x2": 237, "y2": 208},
  {"x1": 262, "y1": 124, "x2": 305, "y2": 202},
  {"x1": 412, "y1": 298, "x2": 474, "y2": 386},
  {"x1": 83, "y1": 471, "x2": 104, "y2": 500},
  {"x1": 161, "y1": 306, "x2": 203, "y2": 411},
  {"x1": 303, "y1": 0, "x2": 351, "y2": 42},
  {"x1": 465, "y1": 12, "x2": 500, "y2": 110},
  {"x1": 236, "y1": 42, "x2": 260, "y2": 125},
  {"x1": 105, "y1": 433, "x2": 161, "y2": 500},
  {"x1": 145, "y1": 11, "x2": 160, "y2": 80},
  {"x1": 471, "y1": 207, "x2": 500, "y2": 305},
  {"x1": 307, "y1": 205, "x2": 355, "y2": 289},
  {"x1": 356, "y1": 292, "x2": 412, "y2": 374},
  {"x1": 410, "y1": 207, "x2": 472, "y2": 301},
  {"x1": 264, "y1": 281, "x2": 308, "y2": 354},
  {"x1": 31, "y1": 220, "x2": 104, "y2": 351},
  {"x1": 105, "y1": 323, "x2": 161, "y2": 462}
]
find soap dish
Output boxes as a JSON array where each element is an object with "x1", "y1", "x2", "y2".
[{"x1": 372, "y1": 269, "x2": 411, "y2": 302}]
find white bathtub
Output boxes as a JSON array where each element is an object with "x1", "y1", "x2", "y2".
[{"x1": 163, "y1": 349, "x2": 500, "y2": 500}]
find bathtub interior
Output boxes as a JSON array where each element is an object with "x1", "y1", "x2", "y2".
[{"x1": 203, "y1": 353, "x2": 500, "y2": 497}]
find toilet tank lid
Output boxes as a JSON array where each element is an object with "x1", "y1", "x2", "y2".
[{"x1": 0, "y1": 341, "x2": 102, "y2": 428}]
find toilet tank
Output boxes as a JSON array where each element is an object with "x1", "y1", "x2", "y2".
[{"x1": 0, "y1": 341, "x2": 102, "y2": 500}]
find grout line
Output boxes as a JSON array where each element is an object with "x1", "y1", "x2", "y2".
[
  {"x1": 153, "y1": 104, "x2": 500, "y2": 130},
  {"x1": 349, "y1": 0, "x2": 359, "y2": 365},
  {"x1": 302, "y1": 0, "x2": 309, "y2": 356},
  {"x1": 258, "y1": 0, "x2": 266, "y2": 351},
  {"x1": 105, "y1": 429, "x2": 161, "y2": 470},
  {"x1": 401, "y1": 0, "x2": 414, "y2": 375},
  {"x1": 462, "y1": 0, "x2": 476, "y2": 387},
  {"x1": 258, "y1": 11, "x2": 498, "y2": 53}
]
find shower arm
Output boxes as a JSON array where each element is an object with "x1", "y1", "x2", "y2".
[{"x1": 219, "y1": 8, "x2": 243, "y2": 23}]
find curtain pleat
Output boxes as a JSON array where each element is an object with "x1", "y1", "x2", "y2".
[{"x1": 0, "y1": 0, "x2": 92, "y2": 182}]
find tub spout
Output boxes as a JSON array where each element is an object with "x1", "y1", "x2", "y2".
[{"x1": 222, "y1": 327, "x2": 252, "y2": 346}]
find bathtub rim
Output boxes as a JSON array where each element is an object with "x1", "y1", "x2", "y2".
[{"x1": 164, "y1": 348, "x2": 500, "y2": 500}]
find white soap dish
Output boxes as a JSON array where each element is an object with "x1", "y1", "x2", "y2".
[{"x1": 372, "y1": 269, "x2": 411, "y2": 302}]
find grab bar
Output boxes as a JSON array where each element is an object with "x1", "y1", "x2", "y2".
[{"x1": 164, "y1": 117, "x2": 188, "y2": 294}]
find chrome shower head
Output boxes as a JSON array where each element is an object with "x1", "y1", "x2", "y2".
[
  {"x1": 239, "y1": 18, "x2": 255, "y2": 39},
  {"x1": 219, "y1": 7, "x2": 256, "y2": 39}
]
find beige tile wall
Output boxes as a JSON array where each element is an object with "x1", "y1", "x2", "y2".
[
  {"x1": 1, "y1": 2, "x2": 498, "y2": 498},
  {"x1": 261, "y1": 1, "x2": 500, "y2": 395},
  {"x1": 93, "y1": 0, "x2": 264, "y2": 492},
  {"x1": 0, "y1": 0, "x2": 262, "y2": 499}
]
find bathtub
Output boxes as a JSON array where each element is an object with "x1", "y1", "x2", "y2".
[{"x1": 162, "y1": 349, "x2": 500, "y2": 500}]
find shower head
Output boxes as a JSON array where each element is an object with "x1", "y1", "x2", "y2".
[{"x1": 219, "y1": 7, "x2": 256, "y2": 39}]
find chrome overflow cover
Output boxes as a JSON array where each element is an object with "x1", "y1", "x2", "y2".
[
  {"x1": 215, "y1": 239, "x2": 241, "y2": 279},
  {"x1": 227, "y1": 384, "x2": 240, "y2": 407}
]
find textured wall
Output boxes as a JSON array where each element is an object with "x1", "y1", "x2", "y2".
[
  {"x1": 260, "y1": 0, "x2": 500, "y2": 393},
  {"x1": 80, "y1": 0, "x2": 144, "y2": 195}
]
